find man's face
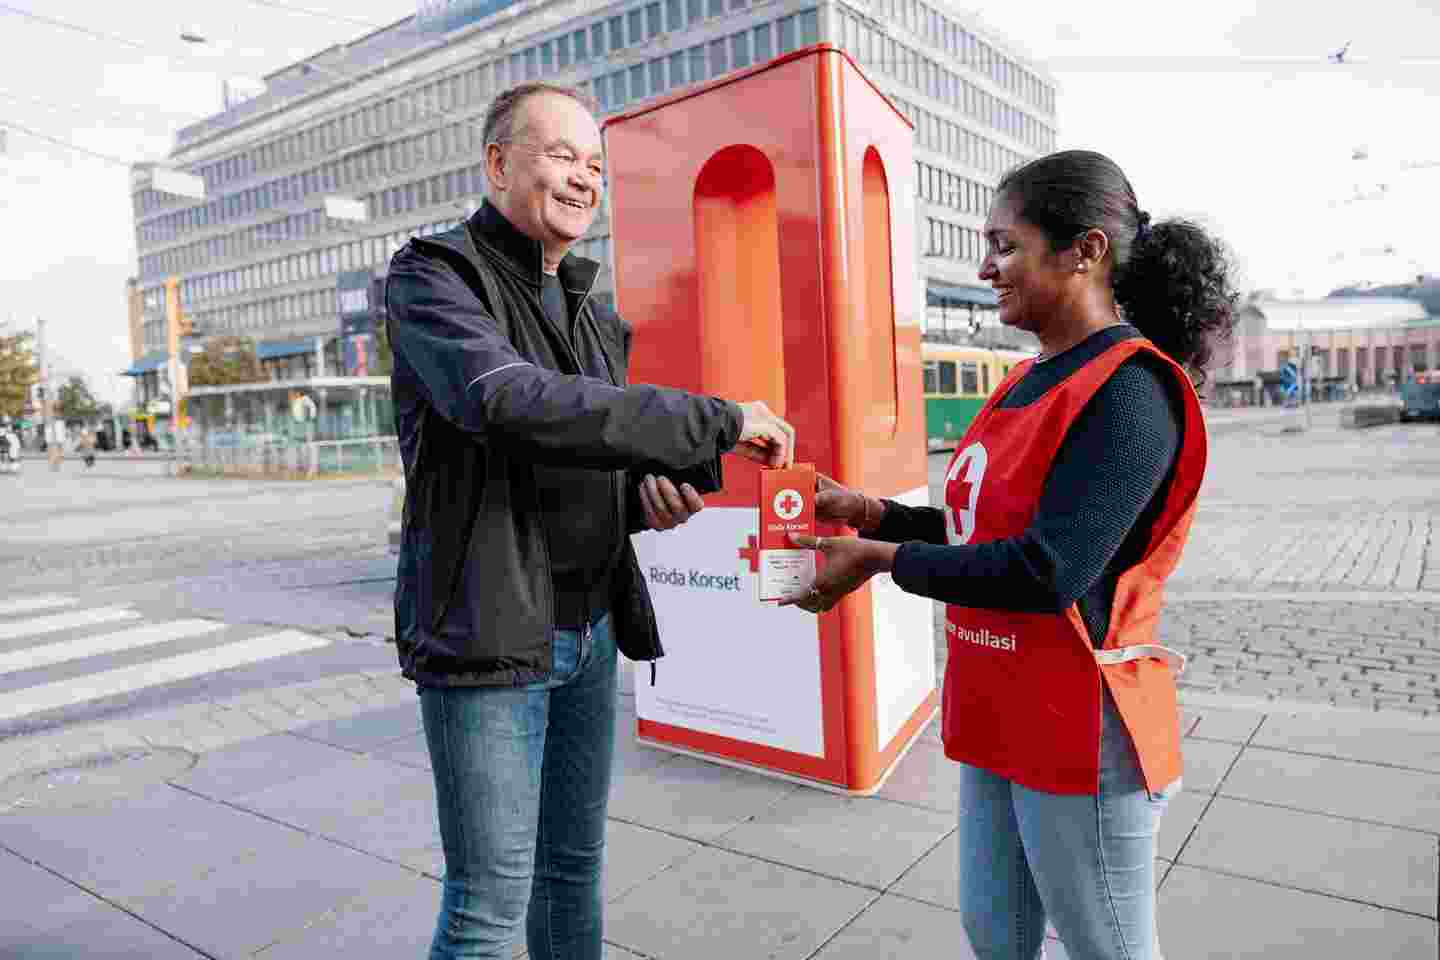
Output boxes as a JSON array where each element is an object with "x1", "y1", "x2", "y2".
[{"x1": 487, "y1": 92, "x2": 605, "y2": 261}]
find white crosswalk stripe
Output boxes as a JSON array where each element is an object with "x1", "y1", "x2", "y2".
[
  {"x1": 0, "y1": 595, "x2": 79, "y2": 618},
  {"x1": 0, "y1": 619, "x2": 226, "y2": 678},
  {"x1": 0, "y1": 606, "x2": 140, "y2": 643},
  {"x1": 0, "y1": 601, "x2": 332, "y2": 725}
]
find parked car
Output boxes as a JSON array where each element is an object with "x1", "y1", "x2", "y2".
[{"x1": 1400, "y1": 372, "x2": 1440, "y2": 422}]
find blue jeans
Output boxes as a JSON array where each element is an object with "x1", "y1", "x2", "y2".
[
  {"x1": 956, "y1": 689, "x2": 1179, "y2": 960},
  {"x1": 419, "y1": 613, "x2": 617, "y2": 960}
]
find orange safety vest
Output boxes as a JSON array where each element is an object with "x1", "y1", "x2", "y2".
[{"x1": 939, "y1": 338, "x2": 1207, "y2": 795}]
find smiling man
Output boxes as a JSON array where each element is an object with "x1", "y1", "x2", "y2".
[{"x1": 385, "y1": 82, "x2": 795, "y2": 960}]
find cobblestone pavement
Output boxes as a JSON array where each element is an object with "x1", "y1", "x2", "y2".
[
  {"x1": 1170, "y1": 410, "x2": 1440, "y2": 715},
  {"x1": 929, "y1": 405, "x2": 1440, "y2": 718}
]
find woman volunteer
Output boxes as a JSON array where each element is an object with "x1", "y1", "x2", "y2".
[{"x1": 782, "y1": 150, "x2": 1237, "y2": 960}]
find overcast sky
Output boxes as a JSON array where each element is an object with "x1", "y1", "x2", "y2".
[{"x1": 1, "y1": 0, "x2": 1435, "y2": 404}]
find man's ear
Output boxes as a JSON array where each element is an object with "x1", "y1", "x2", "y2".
[{"x1": 485, "y1": 142, "x2": 509, "y2": 192}]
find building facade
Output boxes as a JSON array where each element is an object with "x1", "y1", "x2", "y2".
[
  {"x1": 125, "y1": 0, "x2": 1057, "y2": 419},
  {"x1": 1211, "y1": 294, "x2": 1438, "y2": 406}
]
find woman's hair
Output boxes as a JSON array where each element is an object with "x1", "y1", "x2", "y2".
[{"x1": 996, "y1": 150, "x2": 1239, "y2": 386}]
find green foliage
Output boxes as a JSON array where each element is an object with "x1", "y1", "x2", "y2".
[
  {"x1": 0, "y1": 333, "x2": 38, "y2": 419},
  {"x1": 188, "y1": 336, "x2": 264, "y2": 386}
]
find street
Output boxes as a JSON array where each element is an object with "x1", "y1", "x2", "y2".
[
  {"x1": 0, "y1": 407, "x2": 1437, "y2": 959},
  {"x1": 3, "y1": 405, "x2": 1439, "y2": 756}
]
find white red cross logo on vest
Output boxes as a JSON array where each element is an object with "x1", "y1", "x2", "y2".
[{"x1": 945, "y1": 441, "x2": 988, "y2": 545}]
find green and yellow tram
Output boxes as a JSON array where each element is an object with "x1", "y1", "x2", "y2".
[{"x1": 922, "y1": 344, "x2": 1035, "y2": 451}]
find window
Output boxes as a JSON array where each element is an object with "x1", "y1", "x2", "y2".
[
  {"x1": 668, "y1": 50, "x2": 685, "y2": 86},
  {"x1": 591, "y1": 22, "x2": 606, "y2": 57},
  {"x1": 689, "y1": 44, "x2": 706, "y2": 81},
  {"x1": 981, "y1": 364, "x2": 990, "y2": 393},
  {"x1": 611, "y1": 72, "x2": 627, "y2": 106},
  {"x1": 686, "y1": 0, "x2": 702, "y2": 23},
  {"x1": 938, "y1": 361, "x2": 956, "y2": 394},
  {"x1": 649, "y1": 59, "x2": 665, "y2": 94},
  {"x1": 646, "y1": 2, "x2": 662, "y2": 38},
  {"x1": 667, "y1": 0, "x2": 683, "y2": 29},
  {"x1": 923, "y1": 361, "x2": 938, "y2": 394},
  {"x1": 540, "y1": 41, "x2": 554, "y2": 72},
  {"x1": 732, "y1": 31, "x2": 751, "y2": 68},
  {"x1": 960, "y1": 361, "x2": 979, "y2": 394},
  {"x1": 777, "y1": 15, "x2": 797, "y2": 52},
  {"x1": 799, "y1": 11, "x2": 817, "y2": 46},
  {"x1": 707, "y1": 0, "x2": 723, "y2": 17},
  {"x1": 709, "y1": 38, "x2": 726, "y2": 76},
  {"x1": 753, "y1": 23, "x2": 772, "y2": 61},
  {"x1": 573, "y1": 28, "x2": 588, "y2": 62},
  {"x1": 557, "y1": 34, "x2": 571, "y2": 68},
  {"x1": 609, "y1": 16, "x2": 624, "y2": 50},
  {"x1": 524, "y1": 47, "x2": 538, "y2": 79},
  {"x1": 629, "y1": 64, "x2": 646, "y2": 100},
  {"x1": 628, "y1": 9, "x2": 643, "y2": 44}
]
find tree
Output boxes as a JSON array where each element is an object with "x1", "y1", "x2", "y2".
[
  {"x1": 188, "y1": 336, "x2": 264, "y2": 386},
  {"x1": 0, "y1": 333, "x2": 38, "y2": 419},
  {"x1": 57, "y1": 375, "x2": 101, "y2": 421},
  {"x1": 373, "y1": 317, "x2": 394, "y2": 377}
]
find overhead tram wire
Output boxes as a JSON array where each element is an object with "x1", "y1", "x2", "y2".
[
  {"x1": 240, "y1": 0, "x2": 388, "y2": 31},
  {"x1": 0, "y1": 117, "x2": 142, "y2": 168}
]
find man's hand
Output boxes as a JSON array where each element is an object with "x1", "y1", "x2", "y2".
[
  {"x1": 638, "y1": 474, "x2": 705, "y2": 531},
  {"x1": 777, "y1": 534, "x2": 899, "y2": 613},
  {"x1": 734, "y1": 401, "x2": 796, "y2": 468}
]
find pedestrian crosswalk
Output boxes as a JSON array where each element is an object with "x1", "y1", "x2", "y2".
[{"x1": 0, "y1": 596, "x2": 331, "y2": 726}]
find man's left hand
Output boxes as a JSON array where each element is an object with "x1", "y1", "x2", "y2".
[
  {"x1": 778, "y1": 535, "x2": 898, "y2": 614},
  {"x1": 639, "y1": 474, "x2": 705, "y2": 531}
]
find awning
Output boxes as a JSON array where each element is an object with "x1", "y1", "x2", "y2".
[
  {"x1": 120, "y1": 350, "x2": 168, "y2": 376},
  {"x1": 257, "y1": 337, "x2": 318, "y2": 361},
  {"x1": 926, "y1": 279, "x2": 998, "y2": 309}
]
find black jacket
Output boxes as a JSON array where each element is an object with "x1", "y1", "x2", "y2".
[{"x1": 387, "y1": 201, "x2": 743, "y2": 687}]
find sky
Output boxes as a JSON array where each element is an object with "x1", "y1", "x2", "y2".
[{"x1": 0, "y1": 0, "x2": 1436, "y2": 405}]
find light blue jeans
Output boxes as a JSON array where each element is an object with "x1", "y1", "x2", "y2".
[
  {"x1": 956, "y1": 688, "x2": 1179, "y2": 960},
  {"x1": 419, "y1": 613, "x2": 617, "y2": 960}
]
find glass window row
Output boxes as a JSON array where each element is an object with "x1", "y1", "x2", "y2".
[
  {"x1": 837, "y1": 9, "x2": 1054, "y2": 153},
  {"x1": 916, "y1": 161, "x2": 995, "y2": 217},
  {"x1": 926, "y1": 216, "x2": 983, "y2": 264},
  {"x1": 592, "y1": 10, "x2": 816, "y2": 111},
  {"x1": 141, "y1": 155, "x2": 495, "y2": 284},
  {"x1": 137, "y1": 118, "x2": 488, "y2": 249},
  {"x1": 856, "y1": 0, "x2": 1053, "y2": 115},
  {"x1": 891, "y1": 95, "x2": 1028, "y2": 175}
]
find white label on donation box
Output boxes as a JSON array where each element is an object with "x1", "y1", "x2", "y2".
[
  {"x1": 630, "y1": 507, "x2": 825, "y2": 758},
  {"x1": 759, "y1": 464, "x2": 816, "y2": 602}
]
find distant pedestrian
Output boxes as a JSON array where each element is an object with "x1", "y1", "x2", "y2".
[
  {"x1": 783, "y1": 150, "x2": 1239, "y2": 960},
  {"x1": 79, "y1": 429, "x2": 96, "y2": 468}
]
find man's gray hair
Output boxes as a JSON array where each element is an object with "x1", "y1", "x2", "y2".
[{"x1": 482, "y1": 82, "x2": 597, "y2": 147}]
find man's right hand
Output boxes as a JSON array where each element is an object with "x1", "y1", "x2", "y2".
[{"x1": 734, "y1": 401, "x2": 796, "y2": 468}]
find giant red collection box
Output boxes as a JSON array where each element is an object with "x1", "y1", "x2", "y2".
[{"x1": 604, "y1": 44, "x2": 935, "y2": 794}]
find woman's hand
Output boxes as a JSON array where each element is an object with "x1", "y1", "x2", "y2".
[
  {"x1": 814, "y1": 473, "x2": 884, "y2": 531},
  {"x1": 778, "y1": 534, "x2": 899, "y2": 614}
]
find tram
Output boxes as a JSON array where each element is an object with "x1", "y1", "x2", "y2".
[{"x1": 922, "y1": 343, "x2": 1035, "y2": 451}]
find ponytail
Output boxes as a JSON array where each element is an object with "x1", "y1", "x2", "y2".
[{"x1": 1114, "y1": 218, "x2": 1240, "y2": 387}]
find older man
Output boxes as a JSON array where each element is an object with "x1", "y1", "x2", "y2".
[{"x1": 386, "y1": 82, "x2": 795, "y2": 959}]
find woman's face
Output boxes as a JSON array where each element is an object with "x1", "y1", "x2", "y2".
[{"x1": 978, "y1": 193, "x2": 1075, "y2": 334}]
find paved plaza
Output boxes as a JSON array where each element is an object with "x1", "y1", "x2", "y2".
[{"x1": 1, "y1": 403, "x2": 1437, "y2": 957}]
